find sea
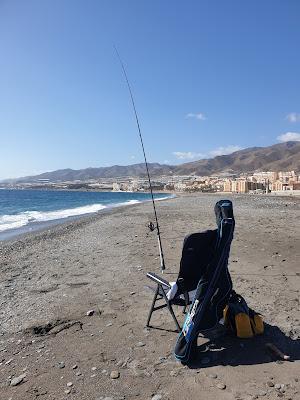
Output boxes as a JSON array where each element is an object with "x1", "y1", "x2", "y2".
[{"x1": 0, "y1": 189, "x2": 172, "y2": 240}]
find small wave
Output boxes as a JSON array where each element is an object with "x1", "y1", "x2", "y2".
[
  {"x1": 0, "y1": 203, "x2": 107, "y2": 233},
  {"x1": 113, "y1": 195, "x2": 174, "y2": 207},
  {"x1": 110, "y1": 196, "x2": 173, "y2": 209},
  {"x1": 156, "y1": 194, "x2": 176, "y2": 201},
  {"x1": 112, "y1": 199, "x2": 141, "y2": 207},
  {"x1": 0, "y1": 214, "x2": 30, "y2": 232}
]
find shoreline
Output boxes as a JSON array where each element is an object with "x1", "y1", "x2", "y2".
[
  {"x1": 1, "y1": 192, "x2": 299, "y2": 247},
  {"x1": 0, "y1": 192, "x2": 175, "y2": 242}
]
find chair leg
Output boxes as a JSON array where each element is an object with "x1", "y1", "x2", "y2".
[
  {"x1": 161, "y1": 289, "x2": 181, "y2": 332},
  {"x1": 146, "y1": 285, "x2": 159, "y2": 327}
]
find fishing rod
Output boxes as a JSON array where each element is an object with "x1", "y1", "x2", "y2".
[{"x1": 114, "y1": 46, "x2": 166, "y2": 273}]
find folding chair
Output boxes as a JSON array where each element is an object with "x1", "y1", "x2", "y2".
[{"x1": 146, "y1": 214, "x2": 222, "y2": 332}]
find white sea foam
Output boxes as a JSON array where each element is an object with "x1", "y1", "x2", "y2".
[
  {"x1": 156, "y1": 194, "x2": 176, "y2": 201},
  {"x1": 0, "y1": 203, "x2": 107, "y2": 233},
  {"x1": 112, "y1": 199, "x2": 141, "y2": 207}
]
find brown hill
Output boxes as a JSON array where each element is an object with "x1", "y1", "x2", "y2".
[
  {"x1": 5, "y1": 163, "x2": 174, "y2": 183},
  {"x1": 174, "y1": 141, "x2": 300, "y2": 176}
]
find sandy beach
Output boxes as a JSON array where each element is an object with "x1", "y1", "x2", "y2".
[{"x1": 0, "y1": 193, "x2": 299, "y2": 400}]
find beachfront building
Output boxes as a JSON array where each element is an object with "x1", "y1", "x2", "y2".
[
  {"x1": 173, "y1": 182, "x2": 189, "y2": 191},
  {"x1": 223, "y1": 180, "x2": 232, "y2": 192},
  {"x1": 224, "y1": 179, "x2": 265, "y2": 193},
  {"x1": 272, "y1": 181, "x2": 286, "y2": 191},
  {"x1": 278, "y1": 170, "x2": 297, "y2": 183},
  {"x1": 272, "y1": 180, "x2": 300, "y2": 191},
  {"x1": 252, "y1": 171, "x2": 278, "y2": 183}
]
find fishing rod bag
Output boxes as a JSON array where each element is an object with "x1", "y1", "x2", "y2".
[{"x1": 174, "y1": 200, "x2": 235, "y2": 364}]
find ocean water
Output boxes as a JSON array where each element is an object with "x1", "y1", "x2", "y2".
[{"x1": 0, "y1": 189, "x2": 171, "y2": 238}]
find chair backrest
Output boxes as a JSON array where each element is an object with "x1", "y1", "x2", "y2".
[
  {"x1": 177, "y1": 199, "x2": 235, "y2": 294},
  {"x1": 178, "y1": 229, "x2": 218, "y2": 293}
]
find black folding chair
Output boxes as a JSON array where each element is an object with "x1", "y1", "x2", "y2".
[{"x1": 146, "y1": 229, "x2": 219, "y2": 332}]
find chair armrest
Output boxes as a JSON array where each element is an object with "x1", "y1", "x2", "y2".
[{"x1": 146, "y1": 272, "x2": 171, "y2": 289}]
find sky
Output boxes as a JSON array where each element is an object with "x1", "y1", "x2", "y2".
[{"x1": 1, "y1": 0, "x2": 300, "y2": 179}]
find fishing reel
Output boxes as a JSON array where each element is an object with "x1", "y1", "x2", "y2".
[{"x1": 147, "y1": 221, "x2": 156, "y2": 232}]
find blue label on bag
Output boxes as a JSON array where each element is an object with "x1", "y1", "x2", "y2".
[{"x1": 182, "y1": 299, "x2": 199, "y2": 340}]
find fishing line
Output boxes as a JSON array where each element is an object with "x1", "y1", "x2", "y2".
[{"x1": 114, "y1": 46, "x2": 166, "y2": 272}]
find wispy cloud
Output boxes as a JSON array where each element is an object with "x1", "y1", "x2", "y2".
[
  {"x1": 285, "y1": 112, "x2": 300, "y2": 123},
  {"x1": 209, "y1": 145, "x2": 243, "y2": 157},
  {"x1": 173, "y1": 145, "x2": 242, "y2": 161},
  {"x1": 173, "y1": 151, "x2": 206, "y2": 160},
  {"x1": 277, "y1": 132, "x2": 300, "y2": 142},
  {"x1": 185, "y1": 112, "x2": 206, "y2": 121}
]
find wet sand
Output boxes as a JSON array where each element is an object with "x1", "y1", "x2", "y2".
[{"x1": 0, "y1": 193, "x2": 299, "y2": 400}]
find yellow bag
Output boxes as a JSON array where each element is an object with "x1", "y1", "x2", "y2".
[
  {"x1": 249, "y1": 311, "x2": 264, "y2": 335},
  {"x1": 223, "y1": 292, "x2": 264, "y2": 338}
]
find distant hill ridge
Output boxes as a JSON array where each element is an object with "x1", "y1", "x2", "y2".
[
  {"x1": 4, "y1": 141, "x2": 300, "y2": 183},
  {"x1": 174, "y1": 141, "x2": 300, "y2": 176}
]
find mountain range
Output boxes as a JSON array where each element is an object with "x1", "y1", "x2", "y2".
[{"x1": 3, "y1": 141, "x2": 300, "y2": 183}]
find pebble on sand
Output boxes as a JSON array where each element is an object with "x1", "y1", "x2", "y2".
[
  {"x1": 66, "y1": 382, "x2": 73, "y2": 387},
  {"x1": 86, "y1": 310, "x2": 95, "y2": 316},
  {"x1": 208, "y1": 373, "x2": 218, "y2": 379},
  {"x1": 10, "y1": 374, "x2": 26, "y2": 386},
  {"x1": 110, "y1": 370, "x2": 120, "y2": 379},
  {"x1": 151, "y1": 395, "x2": 162, "y2": 400},
  {"x1": 216, "y1": 383, "x2": 226, "y2": 390},
  {"x1": 258, "y1": 390, "x2": 267, "y2": 396}
]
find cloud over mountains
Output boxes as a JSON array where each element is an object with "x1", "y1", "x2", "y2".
[{"x1": 277, "y1": 132, "x2": 300, "y2": 142}]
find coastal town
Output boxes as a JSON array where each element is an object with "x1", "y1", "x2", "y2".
[
  {"x1": 113, "y1": 169, "x2": 300, "y2": 194},
  {"x1": 2, "y1": 169, "x2": 300, "y2": 195}
]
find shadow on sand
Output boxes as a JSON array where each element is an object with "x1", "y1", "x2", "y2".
[{"x1": 186, "y1": 323, "x2": 300, "y2": 369}]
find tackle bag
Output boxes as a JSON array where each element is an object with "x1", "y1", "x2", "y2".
[{"x1": 223, "y1": 291, "x2": 264, "y2": 338}]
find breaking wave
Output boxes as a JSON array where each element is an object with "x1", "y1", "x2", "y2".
[{"x1": 0, "y1": 203, "x2": 109, "y2": 233}]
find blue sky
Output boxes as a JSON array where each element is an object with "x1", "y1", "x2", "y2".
[{"x1": 1, "y1": 0, "x2": 300, "y2": 179}]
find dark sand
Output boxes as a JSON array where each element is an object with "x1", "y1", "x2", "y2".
[{"x1": 0, "y1": 194, "x2": 299, "y2": 400}]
